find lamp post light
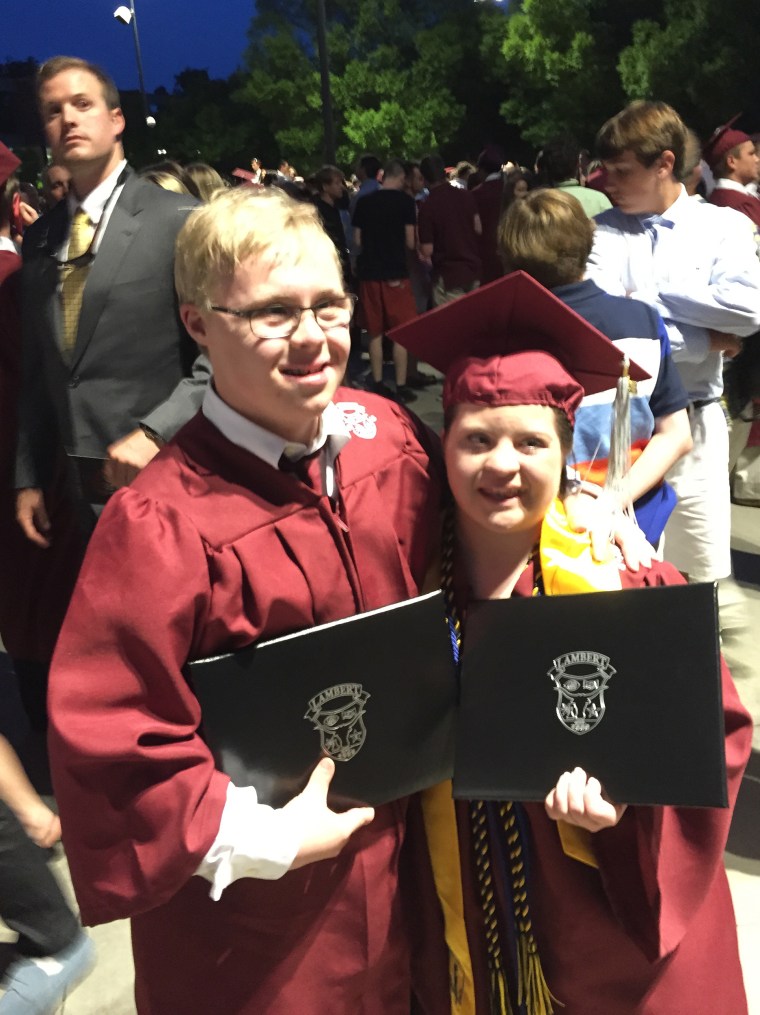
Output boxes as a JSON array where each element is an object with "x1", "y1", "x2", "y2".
[{"x1": 113, "y1": 2, "x2": 155, "y2": 128}]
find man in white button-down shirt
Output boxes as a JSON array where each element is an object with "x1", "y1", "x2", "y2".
[{"x1": 587, "y1": 100, "x2": 760, "y2": 586}]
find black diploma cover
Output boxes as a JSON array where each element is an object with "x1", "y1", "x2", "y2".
[
  {"x1": 453, "y1": 582, "x2": 727, "y2": 807},
  {"x1": 188, "y1": 591, "x2": 457, "y2": 808}
]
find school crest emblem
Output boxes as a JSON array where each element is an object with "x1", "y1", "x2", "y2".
[
  {"x1": 548, "y1": 651, "x2": 615, "y2": 735},
  {"x1": 305, "y1": 683, "x2": 371, "y2": 761},
  {"x1": 336, "y1": 402, "x2": 377, "y2": 439}
]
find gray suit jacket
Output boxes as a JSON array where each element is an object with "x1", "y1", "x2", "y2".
[{"x1": 15, "y1": 169, "x2": 209, "y2": 489}]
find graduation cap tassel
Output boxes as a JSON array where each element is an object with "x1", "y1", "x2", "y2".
[{"x1": 604, "y1": 354, "x2": 635, "y2": 525}]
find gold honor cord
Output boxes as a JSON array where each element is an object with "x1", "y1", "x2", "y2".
[
  {"x1": 441, "y1": 505, "x2": 559, "y2": 1015},
  {"x1": 470, "y1": 798, "x2": 513, "y2": 1015}
]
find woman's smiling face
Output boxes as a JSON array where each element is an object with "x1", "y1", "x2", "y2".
[{"x1": 443, "y1": 402, "x2": 565, "y2": 541}]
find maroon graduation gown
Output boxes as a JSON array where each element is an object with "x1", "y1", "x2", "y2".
[
  {"x1": 444, "y1": 558, "x2": 751, "y2": 1014},
  {"x1": 471, "y1": 178, "x2": 506, "y2": 285},
  {"x1": 709, "y1": 187, "x2": 760, "y2": 230},
  {"x1": 47, "y1": 391, "x2": 444, "y2": 1014}
]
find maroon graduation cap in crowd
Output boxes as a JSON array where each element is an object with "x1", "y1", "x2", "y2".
[
  {"x1": 0, "y1": 141, "x2": 21, "y2": 188},
  {"x1": 702, "y1": 114, "x2": 752, "y2": 171}
]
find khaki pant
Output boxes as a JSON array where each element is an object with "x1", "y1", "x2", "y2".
[{"x1": 432, "y1": 278, "x2": 479, "y2": 307}]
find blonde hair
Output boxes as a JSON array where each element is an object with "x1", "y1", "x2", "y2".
[
  {"x1": 596, "y1": 100, "x2": 686, "y2": 179},
  {"x1": 142, "y1": 169, "x2": 191, "y2": 195},
  {"x1": 185, "y1": 162, "x2": 227, "y2": 203},
  {"x1": 175, "y1": 187, "x2": 341, "y2": 307},
  {"x1": 498, "y1": 188, "x2": 594, "y2": 289}
]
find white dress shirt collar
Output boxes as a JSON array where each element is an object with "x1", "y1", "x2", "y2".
[
  {"x1": 637, "y1": 184, "x2": 690, "y2": 228},
  {"x1": 202, "y1": 384, "x2": 351, "y2": 471},
  {"x1": 68, "y1": 159, "x2": 128, "y2": 224},
  {"x1": 0, "y1": 236, "x2": 18, "y2": 254}
]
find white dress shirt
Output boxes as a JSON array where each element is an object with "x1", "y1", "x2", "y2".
[
  {"x1": 202, "y1": 383, "x2": 350, "y2": 498},
  {"x1": 61, "y1": 158, "x2": 128, "y2": 259},
  {"x1": 195, "y1": 386, "x2": 352, "y2": 900},
  {"x1": 588, "y1": 185, "x2": 760, "y2": 399}
]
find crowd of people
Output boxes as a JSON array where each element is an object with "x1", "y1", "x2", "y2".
[{"x1": 0, "y1": 51, "x2": 758, "y2": 1015}]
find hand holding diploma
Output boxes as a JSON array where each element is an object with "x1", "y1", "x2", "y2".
[
  {"x1": 285, "y1": 758, "x2": 375, "y2": 869},
  {"x1": 545, "y1": 766, "x2": 627, "y2": 832}
]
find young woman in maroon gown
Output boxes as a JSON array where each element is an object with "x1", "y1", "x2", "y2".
[{"x1": 392, "y1": 272, "x2": 751, "y2": 1015}]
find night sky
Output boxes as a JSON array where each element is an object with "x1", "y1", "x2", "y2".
[{"x1": 3, "y1": 1, "x2": 257, "y2": 92}]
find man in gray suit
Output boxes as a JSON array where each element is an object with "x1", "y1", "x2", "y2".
[{"x1": 15, "y1": 56, "x2": 207, "y2": 548}]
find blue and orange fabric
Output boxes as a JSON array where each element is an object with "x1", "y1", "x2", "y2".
[{"x1": 553, "y1": 279, "x2": 688, "y2": 545}]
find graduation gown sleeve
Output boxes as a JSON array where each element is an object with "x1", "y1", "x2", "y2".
[
  {"x1": 708, "y1": 187, "x2": 760, "y2": 230},
  {"x1": 48, "y1": 487, "x2": 231, "y2": 925},
  {"x1": 588, "y1": 561, "x2": 750, "y2": 960},
  {"x1": 522, "y1": 559, "x2": 751, "y2": 1013}
]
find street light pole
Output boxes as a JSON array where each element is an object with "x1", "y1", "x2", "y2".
[
  {"x1": 128, "y1": 1, "x2": 151, "y2": 126},
  {"x1": 315, "y1": 0, "x2": 336, "y2": 164},
  {"x1": 114, "y1": 2, "x2": 155, "y2": 128}
]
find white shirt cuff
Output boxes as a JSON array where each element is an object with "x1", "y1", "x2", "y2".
[{"x1": 194, "y1": 783, "x2": 301, "y2": 901}]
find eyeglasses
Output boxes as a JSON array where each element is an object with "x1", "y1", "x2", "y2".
[{"x1": 210, "y1": 293, "x2": 358, "y2": 339}]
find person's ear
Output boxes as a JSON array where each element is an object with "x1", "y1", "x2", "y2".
[
  {"x1": 111, "y1": 106, "x2": 126, "y2": 139},
  {"x1": 658, "y1": 150, "x2": 676, "y2": 177},
  {"x1": 181, "y1": 303, "x2": 210, "y2": 346}
]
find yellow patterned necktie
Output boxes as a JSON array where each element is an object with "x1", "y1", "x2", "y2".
[{"x1": 60, "y1": 207, "x2": 95, "y2": 353}]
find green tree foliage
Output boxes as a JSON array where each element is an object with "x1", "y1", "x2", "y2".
[
  {"x1": 618, "y1": 0, "x2": 760, "y2": 136},
  {"x1": 498, "y1": 0, "x2": 625, "y2": 147},
  {"x1": 234, "y1": 32, "x2": 324, "y2": 170},
  {"x1": 146, "y1": 70, "x2": 275, "y2": 171},
  {"x1": 10, "y1": 3, "x2": 760, "y2": 181},
  {"x1": 235, "y1": 0, "x2": 505, "y2": 173},
  {"x1": 331, "y1": 27, "x2": 465, "y2": 163},
  {"x1": 498, "y1": 0, "x2": 760, "y2": 149}
]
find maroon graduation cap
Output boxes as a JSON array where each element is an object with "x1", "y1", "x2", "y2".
[
  {"x1": 0, "y1": 142, "x2": 21, "y2": 188},
  {"x1": 702, "y1": 114, "x2": 751, "y2": 171},
  {"x1": 388, "y1": 270, "x2": 650, "y2": 423}
]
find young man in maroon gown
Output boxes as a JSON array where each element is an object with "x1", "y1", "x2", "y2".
[
  {"x1": 705, "y1": 119, "x2": 760, "y2": 228},
  {"x1": 47, "y1": 188, "x2": 444, "y2": 1014}
]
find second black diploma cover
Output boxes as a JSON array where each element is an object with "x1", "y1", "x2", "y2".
[{"x1": 453, "y1": 582, "x2": 726, "y2": 807}]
